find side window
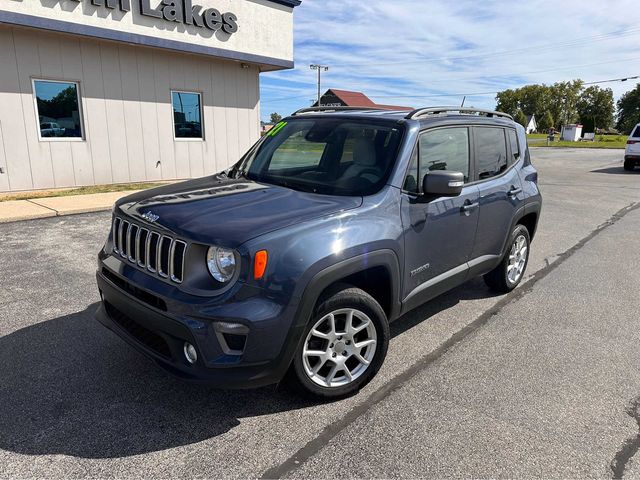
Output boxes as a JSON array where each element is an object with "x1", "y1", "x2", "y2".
[
  {"x1": 403, "y1": 128, "x2": 470, "y2": 193},
  {"x1": 419, "y1": 127, "x2": 470, "y2": 182},
  {"x1": 507, "y1": 129, "x2": 519, "y2": 165},
  {"x1": 475, "y1": 127, "x2": 508, "y2": 180}
]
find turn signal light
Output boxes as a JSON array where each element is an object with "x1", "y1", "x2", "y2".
[{"x1": 254, "y1": 250, "x2": 268, "y2": 280}]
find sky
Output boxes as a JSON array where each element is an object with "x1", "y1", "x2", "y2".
[{"x1": 260, "y1": 0, "x2": 640, "y2": 121}]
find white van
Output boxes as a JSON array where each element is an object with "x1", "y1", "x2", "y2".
[{"x1": 625, "y1": 123, "x2": 640, "y2": 171}]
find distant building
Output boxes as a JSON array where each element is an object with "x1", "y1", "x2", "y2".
[
  {"x1": 560, "y1": 124, "x2": 583, "y2": 142},
  {"x1": 525, "y1": 115, "x2": 538, "y2": 134},
  {"x1": 0, "y1": 0, "x2": 301, "y2": 192},
  {"x1": 313, "y1": 89, "x2": 413, "y2": 111}
]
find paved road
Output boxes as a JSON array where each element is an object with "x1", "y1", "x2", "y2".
[{"x1": 0, "y1": 148, "x2": 639, "y2": 478}]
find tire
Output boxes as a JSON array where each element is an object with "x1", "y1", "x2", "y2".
[
  {"x1": 624, "y1": 161, "x2": 635, "y2": 171},
  {"x1": 484, "y1": 224, "x2": 531, "y2": 293},
  {"x1": 289, "y1": 286, "x2": 390, "y2": 400}
]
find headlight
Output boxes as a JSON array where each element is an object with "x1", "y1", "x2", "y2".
[{"x1": 206, "y1": 246, "x2": 238, "y2": 283}]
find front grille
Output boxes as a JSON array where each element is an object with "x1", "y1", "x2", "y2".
[
  {"x1": 112, "y1": 217, "x2": 187, "y2": 284},
  {"x1": 102, "y1": 268, "x2": 168, "y2": 311}
]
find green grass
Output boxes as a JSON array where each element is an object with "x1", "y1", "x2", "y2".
[
  {"x1": 527, "y1": 134, "x2": 627, "y2": 149},
  {"x1": 0, "y1": 182, "x2": 170, "y2": 203}
]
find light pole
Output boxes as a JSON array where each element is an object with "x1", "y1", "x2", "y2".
[{"x1": 310, "y1": 64, "x2": 329, "y2": 107}]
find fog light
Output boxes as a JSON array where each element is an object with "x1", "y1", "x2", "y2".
[{"x1": 184, "y1": 342, "x2": 198, "y2": 364}]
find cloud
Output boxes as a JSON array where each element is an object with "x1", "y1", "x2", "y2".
[{"x1": 261, "y1": 0, "x2": 640, "y2": 119}]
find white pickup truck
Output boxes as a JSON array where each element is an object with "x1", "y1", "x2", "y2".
[
  {"x1": 40, "y1": 122, "x2": 65, "y2": 137},
  {"x1": 625, "y1": 123, "x2": 640, "y2": 171}
]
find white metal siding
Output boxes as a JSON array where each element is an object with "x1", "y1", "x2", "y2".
[{"x1": 0, "y1": 25, "x2": 260, "y2": 192}]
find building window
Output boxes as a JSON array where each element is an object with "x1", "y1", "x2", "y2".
[
  {"x1": 172, "y1": 91, "x2": 203, "y2": 139},
  {"x1": 33, "y1": 79, "x2": 83, "y2": 140}
]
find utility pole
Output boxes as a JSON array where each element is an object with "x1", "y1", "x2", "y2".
[{"x1": 310, "y1": 64, "x2": 329, "y2": 106}]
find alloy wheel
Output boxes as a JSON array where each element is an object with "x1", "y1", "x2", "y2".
[
  {"x1": 302, "y1": 308, "x2": 377, "y2": 388},
  {"x1": 507, "y1": 234, "x2": 528, "y2": 284}
]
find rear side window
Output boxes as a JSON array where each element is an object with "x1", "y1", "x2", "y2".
[
  {"x1": 632, "y1": 126, "x2": 640, "y2": 138},
  {"x1": 475, "y1": 127, "x2": 508, "y2": 180},
  {"x1": 507, "y1": 129, "x2": 519, "y2": 165}
]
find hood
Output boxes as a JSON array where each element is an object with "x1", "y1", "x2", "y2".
[{"x1": 116, "y1": 176, "x2": 363, "y2": 246}]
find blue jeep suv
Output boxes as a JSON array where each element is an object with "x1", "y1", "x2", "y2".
[{"x1": 95, "y1": 106, "x2": 541, "y2": 398}]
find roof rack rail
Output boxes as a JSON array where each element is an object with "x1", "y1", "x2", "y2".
[
  {"x1": 293, "y1": 106, "x2": 384, "y2": 116},
  {"x1": 405, "y1": 106, "x2": 513, "y2": 121}
]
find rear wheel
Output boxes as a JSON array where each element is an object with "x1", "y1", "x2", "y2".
[
  {"x1": 290, "y1": 287, "x2": 389, "y2": 399},
  {"x1": 624, "y1": 160, "x2": 635, "y2": 171},
  {"x1": 484, "y1": 225, "x2": 531, "y2": 293}
]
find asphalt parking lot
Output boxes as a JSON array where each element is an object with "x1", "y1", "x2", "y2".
[{"x1": 1, "y1": 148, "x2": 639, "y2": 478}]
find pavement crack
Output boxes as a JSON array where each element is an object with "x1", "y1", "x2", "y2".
[
  {"x1": 26, "y1": 199, "x2": 59, "y2": 215},
  {"x1": 611, "y1": 397, "x2": 640, "y2": 479},
  {"x1": 261, "y1": 201, "x2": 640, "y2": 480}
]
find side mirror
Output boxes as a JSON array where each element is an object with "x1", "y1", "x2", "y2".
[{"x1": 423, "y1": 170, "x2": 464, "y2": 197}]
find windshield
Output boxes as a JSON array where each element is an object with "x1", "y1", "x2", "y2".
[{"x1": 233, "y1": 118, "x2": 404, "y2": 196}]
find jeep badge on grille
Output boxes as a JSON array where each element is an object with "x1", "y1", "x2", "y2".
[{"x1": 142, "y1": 211, "x2": 160, "y2": 223}]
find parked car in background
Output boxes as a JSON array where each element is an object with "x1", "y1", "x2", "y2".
[
  {"x1": 95, "y1": 106, "x2": 541, "y2": 399},
  {"x1": 625, "y1": 123, "x2": 640, "y2": 171},
  {"x1": 39, "y1": 122, "x2": 65, "y2": 137},
  {"x1": 175, "y1": 122, "x2": 203, "y2": 138}
]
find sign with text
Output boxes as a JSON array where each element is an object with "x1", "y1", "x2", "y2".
[
  {"x1": 75, "y1": 0, "x2": 238, "y2": 34},
  {"x1": 0, "y1": 0, "x2": 294, "y2": 67}
]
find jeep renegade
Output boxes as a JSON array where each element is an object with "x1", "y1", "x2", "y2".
[{"x1": 95, "y1": 106, "x2": 542, "y2": 399}]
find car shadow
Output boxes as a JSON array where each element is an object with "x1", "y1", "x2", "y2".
[
  {"x1": 590, "y1": 166, "x2": 638, "y2": 175},
  {"x1": 0, "y1": 303, "x2": 315, "y2": 459},
  {"x1": 391, "y1": 276, "x2": 500, "y2": 338},
  {"x1": 0, "y1": 278, "x2": 498, "y2": 459}
]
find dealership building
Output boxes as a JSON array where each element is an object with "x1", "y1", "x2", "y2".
[{"x1": 0, "y1": 0, "x2": 299, "y2": 192}]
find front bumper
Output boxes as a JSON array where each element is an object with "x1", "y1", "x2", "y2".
[{"x1": 95, "y1": 263, "x2": 304, "y2": 389}]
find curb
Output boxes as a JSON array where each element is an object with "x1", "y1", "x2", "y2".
[{"x1": 0, "y1": 190, "x2": 140, "y2": 224}]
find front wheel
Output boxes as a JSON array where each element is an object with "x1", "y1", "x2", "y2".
[
  {"x1": 289, "y1": 286, "x2": 389, "y2": 399},
  {"x1": 484, "y1": 225, "x2": 531, "y2": 293}
]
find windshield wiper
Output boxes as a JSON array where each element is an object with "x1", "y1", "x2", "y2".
[{"x1": 260, "y1": 177, "x2": 318, "y2": 194}]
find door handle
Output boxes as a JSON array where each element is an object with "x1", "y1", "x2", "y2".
[
  {"x1": 460, "y1": 200, "x2": 479, "y2": 214},
  {"x1": 508, "y1": 186, "x2": 523, "y2": 197}
]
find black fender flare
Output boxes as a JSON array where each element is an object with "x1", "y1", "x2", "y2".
[
  {"x1": 294, "y1": 249, "x2": 402, "y2": 329},
  {"x1": 271, "y1": 249, "x2": 402, "y2": 383},
  {"x1": 500, "y1": 201, "x2": 542, "y2": 257}
]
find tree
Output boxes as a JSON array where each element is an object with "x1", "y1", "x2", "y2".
[
  {"x1": 514, "y1": 110, "x2": 528, "y2": 128},
  {"x1": 496, "y1": 89, "x2": 520, "y2": 117},
  {"x1": 497, "y1": 81, "x2": 581, "y2": 128},
  {"x1": 518, "y1": 84, "x2": 552, "y2": 121},
  {"x1": 548, "y1": 80, "x2": 584, "y2": 127},
  {"x1": 617, "y1": 84, "x2": 640, "y2": 134},
  {"x1": 269, "y1": 112, "x2": 282, "y2": 124},
  {"x1": 577, "y1": 86, "x2": 614, "y2": 132},
  {"x1": 36, "y1": 86, "x2": 79, "y2": 119},
  {"x1": 538, "y1": 111, "x2": 554, "y2": 132}
]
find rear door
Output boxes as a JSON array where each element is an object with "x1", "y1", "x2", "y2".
[{"x1": 469, "y1": 126, "x2": 525, "y2": 271}]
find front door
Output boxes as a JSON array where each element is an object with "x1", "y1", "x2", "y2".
[{"x1": 400, "y1": 126, "x2": 480, "y2": 311}]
